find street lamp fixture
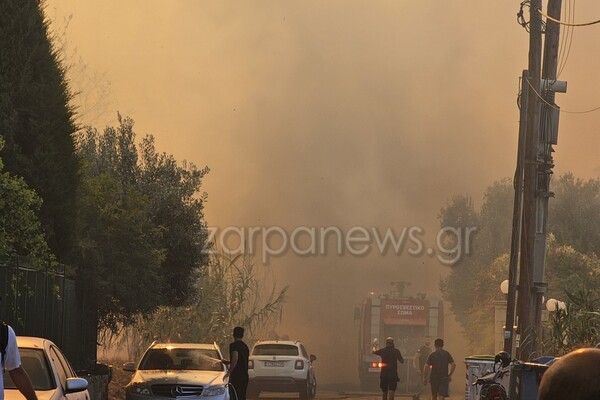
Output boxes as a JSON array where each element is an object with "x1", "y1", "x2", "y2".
[
  {"x1": 500, "y1": 280, "x2": 509, "y2": 295},
  {"x1": 545, "y1": 298, "x2": 566, "y2": 312}
]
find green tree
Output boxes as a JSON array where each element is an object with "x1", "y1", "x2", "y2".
[
  {"x1": 548, "y1": 174, "x2": 600, "y2": 256},
  {"x1": 438, "y1": 193, "x2": 480, "y2": 334},
  {"x1": 476, "y1": 179, "x2": 514, "y2": 260},
  {"x1": 463, "y1": 237, "x2": 600, "y2": 353},
  {"x1": 75, "y1": 115, "x2": 209, "y2": 330},
  {"x1": 0, "y1": 0, "x2": 79, "y2": 262},
  {"x1": 439, "y1": 176, "x2": 600, "y2": 353},
  {"x1": 0, "y1": 138, "x2": 52, "y2": 263},
  {"x1": 466, "y1": 254, "x2": 511, "y2": 352},
  {"x1": 138, "y1": 134, "x2": 210, "y2": 306},
  {"x1": 544, "y1": 235, "x2": 600, "y2": 301},
  {"x1": 75, "y1": 171, "x2": 165, "y2": 330}
]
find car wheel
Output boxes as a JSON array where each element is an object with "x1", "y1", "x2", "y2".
[
  {"x1": 247, "y1": 389, "x2": 260, "y2": 399},
  {"x1": 309, "y1": 375, "x2": 317, "y2": 399},
  {"x1": 299, "y1": 378, "x2": 310, "y2": 400}
]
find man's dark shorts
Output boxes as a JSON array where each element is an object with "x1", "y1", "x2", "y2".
[
  {"x1": 430, "y1": 377, "x2": 450, "y2": 397},
  {"x1": 380, "y1": 376, "x2": 399, "y2": 392}
]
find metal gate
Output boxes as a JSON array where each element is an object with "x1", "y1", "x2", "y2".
[{"x1": 0, "y1": 256, "x2": 97, "y2": 369}]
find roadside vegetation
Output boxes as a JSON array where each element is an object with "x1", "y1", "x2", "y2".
[
  {"x1": 0, "y1": 0, "x2": 286, "y2": 360},
  {"x1": 439, "y1": 176, "x2": 600, "y2": 356},
  {"x1": 100, "y1": 252, "x2": 287, "y2": 362},
  {"x1": 2, "y1": 0, "x2": 598, "y2": 365}
]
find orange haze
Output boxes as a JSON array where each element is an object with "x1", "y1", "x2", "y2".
[{"x1": 46, "y1": 0, "x2": 600, "y2": 386}]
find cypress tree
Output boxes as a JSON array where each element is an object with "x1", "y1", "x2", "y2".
[{"x1": 0, "y1": 0, "x2": 79, "y2": 262}]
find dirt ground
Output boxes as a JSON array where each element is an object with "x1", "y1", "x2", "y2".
[{"x1": 109, "y1": 364, "x2": 133, "y2": 400}]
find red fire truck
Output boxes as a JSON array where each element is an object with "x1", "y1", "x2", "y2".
[{"x1": 356, "y1": 285, "x2": 444, "y2": 393}]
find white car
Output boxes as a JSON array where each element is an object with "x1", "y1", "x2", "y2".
[
  {"x1": 124, "y1": 342, "x2": 229, "y2": 400},
  {"x1": 248, "y1": 340, "x2": 316, "y2": 399},
  {"x1": 3, "y1": 336, "x2": 90, "y2": 400}
]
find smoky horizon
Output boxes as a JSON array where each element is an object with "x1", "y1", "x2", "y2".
[{"x1": 46, "y1": 0, "x2": 600, "y2": 387}]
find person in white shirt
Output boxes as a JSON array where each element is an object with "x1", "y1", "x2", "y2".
[{"x1": 1, "y1": 324, "x2": 38, "y2": 400}]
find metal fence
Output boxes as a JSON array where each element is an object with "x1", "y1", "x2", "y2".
[{"x1": 0, "y1": 257, "x2": 97, "y2": 369}]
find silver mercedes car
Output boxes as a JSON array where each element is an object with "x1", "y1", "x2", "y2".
[{"x1": 124, "y1": 342, "x2": 229, "y2": 400}]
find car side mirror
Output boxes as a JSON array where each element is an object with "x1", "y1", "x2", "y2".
[
  {"x1": 65, "y1": 377, "x2": 89, "y2": 394},
  {"x1": 309, "y1": 354, "x2": 316, "y2": 362},
  {"x1": 123, "y1": 362, "x2": 136, "y2": 372}
]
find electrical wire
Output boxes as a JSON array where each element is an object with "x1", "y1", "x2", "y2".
[
  {"x1": 519, "y1": 2, "x2": 600, "y2": 115},
  {"x1": 525, "y1": 78, "x2": 600, "y2": 114},
  {"x1": 517, "y1": 1, "x2": 531, "y2": 31},
  {"x1": 517, "y1": 2, "x2": 600, "y2": 115},
  {"x1": 538, "y1": 7, "x2": 600, "y2": 26},
  {"x1": 517, "y1": 1, "x2": 547, "y2": 33},
  {"x1": 556, "y1": 0, "x2": 575, "y2": 78}
]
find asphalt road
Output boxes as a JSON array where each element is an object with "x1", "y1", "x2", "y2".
[{"x1": 259, "y1": 389, "x2": 465, "y2": 400}]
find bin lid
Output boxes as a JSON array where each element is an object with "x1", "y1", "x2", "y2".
[
  {"x1": 532, "y1": 356, "x2": 557, "y2": 365},
  {"x1": 512, "y1": 361, "x2": 551, "y2": 371},
  {"x1": 465, "y1": 355, "x2": 495, "y2": 361}
]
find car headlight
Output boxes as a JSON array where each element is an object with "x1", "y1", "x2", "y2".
[
  {"x1": 127, "y1": 383, "x2": 152, "y2": 396},
  {"x1": 203, "y1": 385, "x2": 226, "y2": 397}
]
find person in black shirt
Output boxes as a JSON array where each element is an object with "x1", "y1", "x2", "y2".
[
  {"x1": 422, "y1": 338, "x2": 455, "y2": 400},
  {"x1": 372, "y1": 337, "x2": 404, "y2": 400},
  {"x1": 224, "y1": 326, "x2": 250, "y2": 400},
  {"x1": 414, "y1": 340, "x2": 432, "y2": 373}
]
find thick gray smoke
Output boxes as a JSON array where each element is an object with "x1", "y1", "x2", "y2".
[{"x1": 47, "y1": 0, "x2": 600, "y2": 385}]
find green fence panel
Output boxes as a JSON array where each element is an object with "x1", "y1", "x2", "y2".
[{"x1": 0, "y1": 258, "x2": 97, "y2": 369}]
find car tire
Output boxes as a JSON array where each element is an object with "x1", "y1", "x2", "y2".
[
  {"x1": 309, "y1": 375, "x2": 317, "y2": 399},
  {"x1": 247, "y1": 389, "x2": 260, "y2": 399},
  {"x1": 299, "y1": 378, "x2": 310, "y2": 400}
]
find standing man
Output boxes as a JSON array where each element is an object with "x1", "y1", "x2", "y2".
[
  {"x1": 372, "y1": 337, "x2": 404, "y2": 400},
  {"x1": 1, "y1": 322, "x2": 38, "y2": 400},
  {"x1": 422, "y1": 338, "x2": 455, "y2": 400},
  {"x1": 224, "y1": 326, "x2": 249, "y2": 400},
  {"x1": 414, "y1": 340, "x2": 432, "y2": 375}
]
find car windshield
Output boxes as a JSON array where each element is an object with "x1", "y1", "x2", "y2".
[
  {"x1": 139, "y1": 348, "x2": 224, "y2": 371},
  {"x1": 252, "y1": 344, "x2": 299, "y2": 356},
  {"x1": 3, "y1": 348, "x2": 55, "y2": 390}
]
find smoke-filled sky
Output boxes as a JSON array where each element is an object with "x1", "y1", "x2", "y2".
[{"x1": 46, "y1": 0, "x2": 600, "y2": 384}]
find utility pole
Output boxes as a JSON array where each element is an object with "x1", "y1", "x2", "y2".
[
  {"x1": 517, "y1": 0, "x2": 542, "y2": 361},
  {"x1": 515, "y1": 0, "x2": 565, "y2": 360},
  {"x1": 504, "y1": 70, "x2": 528, "y2": 356},
  {"x1": 533, "y1": 0, "x2": 564, "y2": 340}
]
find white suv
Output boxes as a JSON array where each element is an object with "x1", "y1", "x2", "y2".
[{"x1": 248, "y1": 340, "x2": 317, "y2": 399}]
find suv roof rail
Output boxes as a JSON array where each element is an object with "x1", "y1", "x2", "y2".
[{"x1": 253, "y1": 339, "x2": 301, "y2": 344}]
